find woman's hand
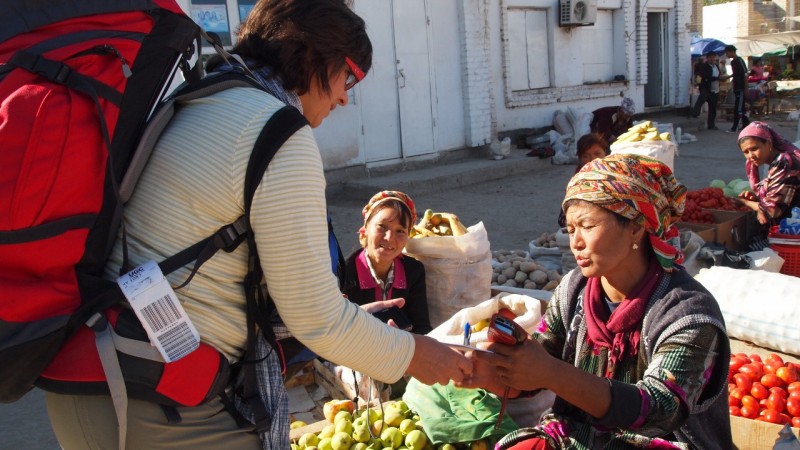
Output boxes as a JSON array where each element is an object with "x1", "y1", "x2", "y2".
[
  {"x1": 738, "y1": 191, "x2": 758, "y2": 202},
  {"x1": 457, "y1": 338, "x2": 553, "y2": 394},
  {"x1": 360, "y1": 297, "x2": 405, "y2": 314},
  {"x1": 406, "y1": 335, "x2": 472, "y2": 386}
]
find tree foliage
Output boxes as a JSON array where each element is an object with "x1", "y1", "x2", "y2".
[{"x1": 703, "y1": 0, "x2": 734, "y2": 5}]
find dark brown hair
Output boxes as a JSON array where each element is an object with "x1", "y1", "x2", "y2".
[
  {"x1": 230, "y1": 0, "x2": 372, "y2": 95},
  {"x1": 576, "y1": 133, "x2": 610, "y2": 160}
]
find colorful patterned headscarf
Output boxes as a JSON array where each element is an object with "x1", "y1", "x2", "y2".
[
  {"x1": 359, "y1": 190, "x2": 417, "y2": 242},
  {"x1": 562, "y1": 154, "x2": 687, "y2": 271}
]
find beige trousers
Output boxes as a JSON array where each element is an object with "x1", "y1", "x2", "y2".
[{"x1": 45, "y1": 392, "x2": 261, "y2": 449}]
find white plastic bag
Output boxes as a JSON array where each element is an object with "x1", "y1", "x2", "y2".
[
  {"x1": 404, "y1": 222, "x2": 493, "y2": 327},
  {"x1": 610, "y1": 140, "x2": 678, "y2": 172},
  {"x1": 695, "y1": 267, "x2": 800, "y2": 355}
]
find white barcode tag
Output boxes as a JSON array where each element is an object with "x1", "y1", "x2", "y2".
[{"x1": 116, "y1": 260, "x2": 200, "y2": 362}]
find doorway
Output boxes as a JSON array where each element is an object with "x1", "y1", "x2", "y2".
[{"x1": 645, "y1": 11, "x2": 669, "y2": 107}]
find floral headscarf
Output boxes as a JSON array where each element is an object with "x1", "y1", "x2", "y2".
[
  {"x1": 738, "y1": 121, "x2": 800, "y2": 189},
  {"x1": 358, "y1": 190, "x2": 417, "y2": 244},
  {"x1": 562, "y1": 154, "x2": 687, "y2": 271}
]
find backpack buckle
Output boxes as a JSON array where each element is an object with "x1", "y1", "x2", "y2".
[{"x1": 214, "y1": 217, "x2": 248, "y2": 252}]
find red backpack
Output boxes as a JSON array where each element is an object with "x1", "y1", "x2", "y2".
[{"x1": 0, "y1": 0, "x2": 311, "y2": 410}]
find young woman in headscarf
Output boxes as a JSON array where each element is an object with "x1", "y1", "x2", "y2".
[
  {"x1": 339, "y1": 191, "x2": 432, "y2": 335},
  {"x1": 460, "y1": 154, "x2": 732, "y2": 449},
  {"x1": 736, "y1": 121, "x2": 800, "y2": 230}
]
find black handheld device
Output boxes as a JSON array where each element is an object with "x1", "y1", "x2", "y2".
[{"x1": 373, "y1": 306, "x2": 413, "y2": 331}]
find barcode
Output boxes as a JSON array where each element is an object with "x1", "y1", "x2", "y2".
[
  {"x1": 157, "y1": 322, "x2": 198, "y2": 361},
  {"x1": 140, "y1": 295, "x2": 182, "y2": 332}
]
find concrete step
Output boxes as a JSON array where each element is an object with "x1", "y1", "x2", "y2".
[{"x1": 332, "y1": 148, "x2": 553, "y2": 201}]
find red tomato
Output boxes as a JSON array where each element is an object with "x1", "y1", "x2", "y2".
[
  {"x1": 790, "y1": 390, "x2": 800, "y2": 400},
  {"x1": 751, "y1": 382, "x2": 770, "y2": 400},
  {"x1": 728, "y1": 395, "x2": 740, "y2": 407},
  {"x1": 729, "y1": 405, "x2": 741, "y2": 416},
  {"x1": 766, "y1": 353, "x2": 786, "y2": 367},
  {"x1": 739, "y1": 364, "x2": 764, "y2": 382},
  {"x1": 787, "y1": 397, "x2": 800, "y2": 417},
  {"x1": 764, "y1": 361, "x2": 783, "y2": 375},
  {"x1": 741, "y1": 405, "x2": 759, "y2": 419},
  {"x1": 730, "y1": 356, "x2": 747, "y2": 373},
  {"x1": 777, "y1": 366, "x2": 799, "y2": 385},
  {"x1": 780, "y1": 413, "x2": 792, "y2": 425},
  {"x1": 762, "y1": 409, "x2": 782, "y2": 424},
  {"x1": 750, "y1": 354, "x2": 763, "y2": 363},
  {"x1": 793, "y1": 417, "x2": 800, "y2": 428},
  {"x1": 741, "y1": 395, "x2": 760, "y2": 411},
  {"x1": 734, "y1": 373, "x2": 753, "y2": 391},
  {"x1": 771, "y1": 387, "x2": 789, "y2": 399},
  {"x1": 730, "y1": 387, "x2": 747, "y2": 402},
  {"x1": 788, "y1": 381, "x2": 800, "y2": 394},
  {"x1": 766, "y1": 393, "x2": 787, "y2": 413},
  {"x1": 761, "y1": 373, "x2": 784, "y2": 389}
]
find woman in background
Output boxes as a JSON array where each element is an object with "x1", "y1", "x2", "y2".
[
  {"x1": 557, "y1": 133, "x2": 610, "y2": 228},
  {"x1": 737, "y1": 121, "x2": 800, "y2": 231}
]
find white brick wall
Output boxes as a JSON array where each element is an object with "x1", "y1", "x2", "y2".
[{"x1": 459, "y1": 0, "x2": 494, "y2": 147}]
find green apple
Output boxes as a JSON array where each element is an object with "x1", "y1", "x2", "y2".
[
  {"x1": 404, "y1": 430, "x2": 427, "y2": 450},
  {"x1": 398, "y1": 419, "x2": 415, "y2": 435},
  {"x1": 380, "y1": 426, "x2": 403, "y2": 449},
  {"x1": 393, "y1": 400, "x2": 410, "y2": 414},
  {"x1": 383, "y1": 405, "x2": 405, "y2": 427},
  {"x1": 319, "y1": 424, "x2": 335, "y2": 439},
  {"x1": 353, "y1": 424, "x2": 372, "y2": 443},
  {"x1": 353, "y1": 444, "x2": 368, "y2": 450},
  {"x1": 299, "y1": 432, "x2": 319, "y2": 448},
  {"x1": 362, "y1": 408, "x2": 381, "y2": 423},
  {"x1": 437, "y1": 445, "x2": 457, "y2": 450},
  {"x1": 334, "y1": 419, "x2": 354, "y2": 435},
  {"x1": 369, "y1": 419, "x2": 385, "y2": 436},
  {"x1": 317, "y1": 437, "x2": 333, "y2": 450},
  {"x1": 334, "y1": 410, "x2": 354, "y2": 424},
  {"x1": 353, "y1": 417, "x2": 367, "y2": 429},
  {"x1": 331, "y1": 431, "x2": 352, "y2": 450}
]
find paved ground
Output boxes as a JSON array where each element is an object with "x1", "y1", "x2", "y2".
[{"x1": 2, "y1": 108, "x2": 796, "y2": 448}]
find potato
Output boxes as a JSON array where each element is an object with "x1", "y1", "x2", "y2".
[
  {"x1": 543, "y1": 280, "x2": 560, "y2": 291},
  {"x1": 497, "y1": 274, "x2": 507, "y2": 284},
  {"x1": 514, "y1": 271, "x2": 528, "y2": 284},
  {"x1": 502, "y1": 267, "x2": 517, "y2": 279},
  {"x1": 529, "y1": 270, "x2": 548, "y2": 285},
  {"x1": 519, "y1": 261, "x2": 539, "y2": 273},
  {"x1": 503, "y1": 279, "x2": 517, "y2": 287}
]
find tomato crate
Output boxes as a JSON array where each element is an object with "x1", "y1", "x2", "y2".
[{"x1": 730, "y1": 415, "x2": 800, "y2": 450}]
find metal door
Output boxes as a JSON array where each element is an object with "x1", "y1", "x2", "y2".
[{"x1": 645, "y1": 12, "x2": 669, "y2": 107}]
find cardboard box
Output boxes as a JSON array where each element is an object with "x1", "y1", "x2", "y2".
[
  {"x1": 705, "y1": 209, "x2": 754, "y2": 251},
  {"x1": 730, "y1": 415, "x2": 800, "y2": 450},
  {"x1": 676, "y1": 222, "x2": 716, "y2": 243}
]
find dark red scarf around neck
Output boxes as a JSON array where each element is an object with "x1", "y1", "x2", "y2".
[{"x1": 583, "y1": 258, "x2": 663, "y2": 377}]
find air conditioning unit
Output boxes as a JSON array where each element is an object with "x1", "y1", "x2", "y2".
[{"x1": 559, "y1": 0, "x2": 597, "y2": 27}]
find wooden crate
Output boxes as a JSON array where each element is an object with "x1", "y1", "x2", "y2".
[{"x1": 731, "y1": 415, "x2": 799, "y2": 450}]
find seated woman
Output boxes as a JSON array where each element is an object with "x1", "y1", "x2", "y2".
[
  {"x1": 461, "y1": 154, "x2": 732, "y2": 449},
  {"x1": 736, "y1": 121, "x2": 800, "y2": 232},
  {"x1": 558, "y1": 133, "x2": 610, "y2": 228},
  {"x1": 340, "y1": 190, "x2": 432, "y2": 335}
]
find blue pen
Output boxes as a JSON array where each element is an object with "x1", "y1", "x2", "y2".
[{"x1": 463, "y1": 322, "x2": 471, "y2": 346}]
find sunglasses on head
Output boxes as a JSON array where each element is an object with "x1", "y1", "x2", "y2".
[{"x1": 344, "y1": 56, "x2": 365, "y2": 90}]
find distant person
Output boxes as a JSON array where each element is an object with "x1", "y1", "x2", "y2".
[
  {"x1": 691, "y1": 50, "x2": 727, "y2": 130},
  {"x1": 590, "y1": 97, "x2": 635, "y2": 143},
  {"x1": 736, "y1": 122, "x2": 800, "y2": 233},
  {"x1": 557, "y1": 133, "x2": 610, "y2": 228},
  {"x1": 749, "y1": 59, "x2": 766, "y2": 83},
  {"x1": 725, "y1": 45, "x2": 751, "y2": 133}
]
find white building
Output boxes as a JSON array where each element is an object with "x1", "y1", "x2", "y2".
[{"x1": 176, "y1": 0, "x2": 692, "y2": 171}]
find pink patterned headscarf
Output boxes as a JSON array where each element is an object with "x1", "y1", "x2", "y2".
[
  {"x1": 562, "y1": 154, "x2": 687, "y2": 271},
  {"x1": 738, "y1": 121, "x2": 800, "y2": 189}
]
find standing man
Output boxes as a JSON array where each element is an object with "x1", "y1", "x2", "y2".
[
  {"x1": 726, "y1": 44, "x2": 751, "y2": 132},
  {"x1": 691, "y1": 50, "x2": 726, "y2": 129}
]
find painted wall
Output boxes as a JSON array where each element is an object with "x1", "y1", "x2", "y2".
[{"x1": 173, "y1": 0, "x2": 691, "y2": 170}]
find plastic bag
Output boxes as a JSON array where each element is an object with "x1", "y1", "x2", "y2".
[
  {"x1": 696, "y1": 242, "x2": 753, "y2": 269},
  {"x1": 403, "y1": 222, "x2": 493, "y2": 327}
]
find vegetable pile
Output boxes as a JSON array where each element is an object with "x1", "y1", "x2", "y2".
[
  {"x1": 681, "y1": 187, "x2": 749, "y2": 224},
  {"x1": 728, "y1": 352, "x2": 800, "y2": 427}
]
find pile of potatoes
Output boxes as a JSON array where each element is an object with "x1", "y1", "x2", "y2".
[
  {"x1": 533, "y1": 232, "x2": 558, "y2": 248},
  {"x1": 491, "y1": 249, "x2": 562, "y2": 291}
]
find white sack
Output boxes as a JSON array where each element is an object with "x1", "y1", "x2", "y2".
[
  {"x1": 404, "y1": 222, "x2": 493, "y2": 328},
  {"x1": 610, "y1": 140, "x2": 677, "y2": 172},
  {"x1": 695, "y1": 267, "x2": 800, "y2": 355}
]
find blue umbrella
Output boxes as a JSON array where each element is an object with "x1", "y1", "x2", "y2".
[{"x1": 690, "y1": 37, "x2": 728, "y2": 57}]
